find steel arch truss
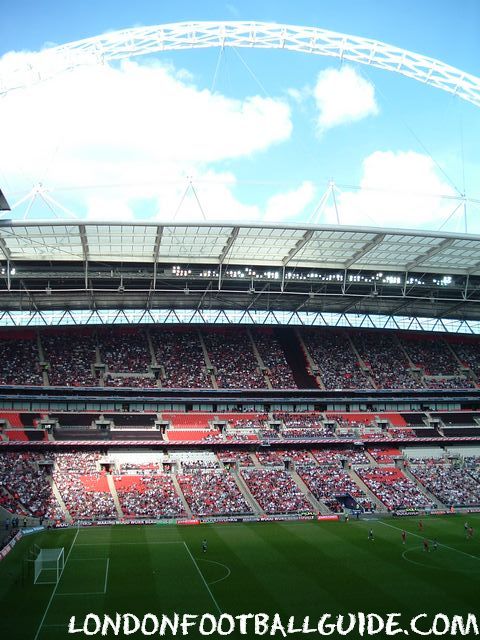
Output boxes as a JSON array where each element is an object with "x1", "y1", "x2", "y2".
[{"x1": 1, "y1": 21, "x2": 479, "y2": 107}]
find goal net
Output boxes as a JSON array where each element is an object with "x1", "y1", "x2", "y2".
[{"x1": 34, "y1": 548, "x2": 65, "y2": 585}]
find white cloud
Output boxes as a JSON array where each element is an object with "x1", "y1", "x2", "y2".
[
  {"x1": 314, "y1": 66, "x2": 379, "y2": 131},
  {"x1": 264, "y1": 181, "x2": 315, "y2": 221},
  {"x1": 85, "y1": 196, "x2": 135, "y2": 222},
  {"x1": 0, "y1": 54, "x2": 292, "y2": 221},
  {"x1": 286, "y1": 87, "x2": 306, "y2": 104},
  {"x1": 321, "y1": 150, "x2": 459, "y2": 229}
]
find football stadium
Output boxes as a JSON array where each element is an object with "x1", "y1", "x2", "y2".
[{"x1": 1, "y1": 10, "x2": 480, "y2": 640}]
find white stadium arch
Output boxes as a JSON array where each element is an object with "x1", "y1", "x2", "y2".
[{"x1": 1, "y1": 21, "x2": 479, "y2": 107}]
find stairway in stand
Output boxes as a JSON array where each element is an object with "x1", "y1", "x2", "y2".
[{"x1": 274, "y1": 327, "x2": 318, "y2": 388}]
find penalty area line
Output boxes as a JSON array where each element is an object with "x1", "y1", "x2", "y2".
[
  {"x1": 103, "y1": 557, "x2": 110, "y2": 594},
  {"x1": 183, "y1": 541, "x2": 222, "y2": 615},
  {"x1": 75, "y1": 540, "x2": 184, "y2": 546},
  {"x1": 56, "y1": 591, "x2": 105, "y2": 596},
  {"x1": 377, "y1": 520, "x2": 480, "y2": 561}
]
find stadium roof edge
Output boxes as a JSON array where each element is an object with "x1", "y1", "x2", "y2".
[
  {"x1": 1, "y1": 218, "x2": 480, "y2": 242},
  {"x1": 1, "y1": 220, "x2": 480, "y2": 277}
]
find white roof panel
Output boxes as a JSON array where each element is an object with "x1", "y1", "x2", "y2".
[{"x1": 1, "y1": 221, "x2": 480, "y2": 274}]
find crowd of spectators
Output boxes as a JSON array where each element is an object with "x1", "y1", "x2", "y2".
[
  {"x1": 225, "y1": 416, "x2": 269, "y2": 441},
  {"x1": 216, "y1": 451, "x2": 254, "y2": 466},
  {"x1": 42, "y1": 332, "x2": 97, "y2": 387},
  {"x1": 54, "y1": 451, "x2": 101, "y2": 473},
  {"x1": 410, "y1": 461, "x2": 480, "y2": 507},
  {"x1": 297, "y1": 465, "x2": 374, "y2": 512},
  {"x1": 104, "y1": 374, "x2": 157, "y2": 388},
  {"x1": 254, "y1": 333, "x2": 297, "y2": 389},
  {"x1": 329, "y1": 416, "x2": 370, "y2": 431},
  {"x1": 353, "y1": 332, "x2": 422, "y2": 389},
  {"x1": 54, "y1": 473, "x2": 117, "y2": 520},
  {"x1": 282, "y1": 428, "x2": 330, "y2": 439},
  {"x1": 255, "y1": 449, "x2": 314, "y2": 466},
  {"x1": 302, "y1": 331, "x2": 373, "y2": 389},
  {"x1": 387, "y1": 427, "x2": 416, "y2": 439},
  {"x1": 0, "y1": 452, "x2": 61, "y2": 519},
  {"x1": 241, "y1": 468, "x2": 311, "y2": 514},
  {"x1": 0, "y1": 338, "x2": 42, "y2": 386},
  {"x1": 181, "y1": 459, "x2": 220, "y2": 472},
  {"x1": 275, "y1": 412, "x2": 335, "y2": 439},
  {"x1": 422, "y1": 376, "x2": 475, "y2": 390},
  {"x1": 361, "y1": 432, "x2": 389, "y2": 442},
  {"x1": 283, "y1": 449, "x2": 314, "y2": 464},
  {"x1": 227, "y1": 416, "x2": 269, "y2": 429},
  {"x1": 356, "y1": 467, "x2": 434, "y2": 511},
  {"x1": 257, "y1": 427, "x2": 280, "y2": 440},
  {"x1": 0, "y1": 487, "x2": 24, "y2": 514},
  {"x1": 200, "y1": 433, "x2": 225, "y2": 443},
  {"x1": 99, "y1": 329, "x2": 151, "y2": 374},
  {"x1": 367, "y1": 448, "x2": 402, "y2": 464},
  {"x1": 204, "y1": 331, "x2": 266, "y2": 389},
  {"x1": 151, "y1": 329, "x2": 212, "y2": 389},
  {"x1": 400, "y1": 337, "x2": 459, "y2": 376},
  {"x1": 452, "y1": 342, "x2": 480, "y2": 377},
  {"x1": 4, "y1": 438, "x2": 480, "y2": 522},
  {"x1": 311, "y1": 449, "x2": 370, "y2": 466},
  {"x1": 178, "y1": 470, "x2": 251, "y2": 516},
  {"x1": 52, "y1": 451, "x2": 117, "y2": 520},
  {"x1": 118, "y1": 462, "x2": 159, "y2": 474},
  {"x1": 466, "y1": 457, "x2": 480, "y2": 484},
  {"x1": 2, "y1": 327, "x2": 480, "y2": 392},
  {"x1": 114, "y1": 474, "x2": 186, "y2": 518},
  {"x1": 327, "y1": 415, "x2": 397, "y2": 441},
  {"x1": 255, "y1": 451, "x2": 285, "y2": 466},
  {"x1": 225, "y1": 433, "x2": 259, "y2": 443}
]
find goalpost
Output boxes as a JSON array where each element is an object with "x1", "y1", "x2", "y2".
[{"x1": 34, "y1": 548, "x2": 65, "y2": 585}]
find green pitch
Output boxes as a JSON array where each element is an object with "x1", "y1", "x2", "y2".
[{"x1": 0, "y1": 515, "x2": 479, "y2": 639}]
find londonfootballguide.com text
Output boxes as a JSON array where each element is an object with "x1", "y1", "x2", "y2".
[{"x1": 67, "y1": 612, "x2": 479, "y2": 636}]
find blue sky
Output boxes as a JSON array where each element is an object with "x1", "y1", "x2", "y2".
[{"x1": 0, "y1": 0, "x2": 479, "y2": 232}]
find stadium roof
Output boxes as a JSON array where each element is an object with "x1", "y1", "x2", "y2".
[
  {"x1": 1, "y1": 220, "x2": 480, "y2": 326},
  {"x1": 2, "y1": 220, "x2": 480, "y2": 273}
]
